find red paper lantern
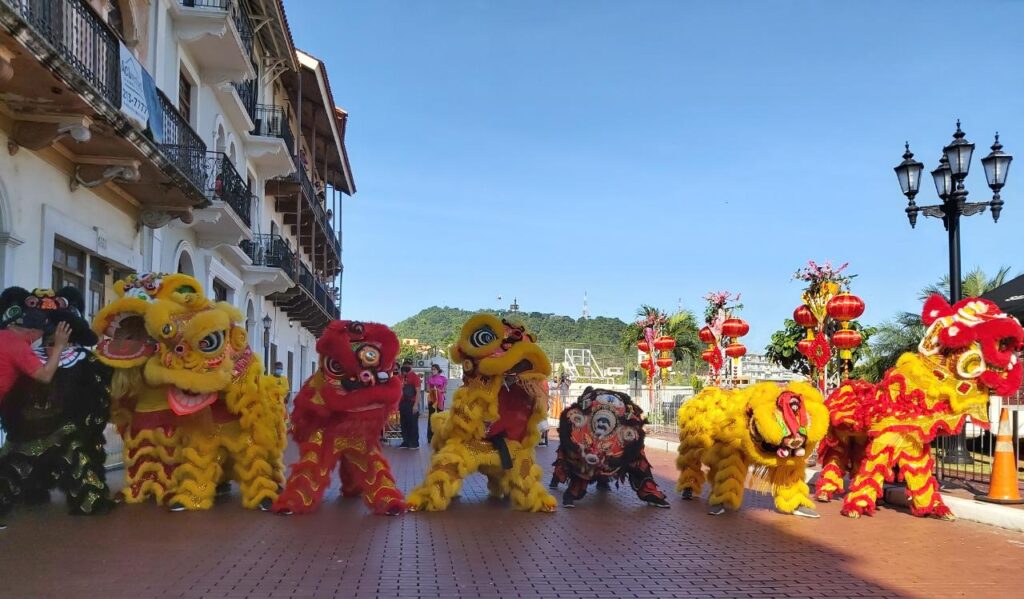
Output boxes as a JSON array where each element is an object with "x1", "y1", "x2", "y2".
[
  {"x1": 793, "y1": 305, "x2": 818, "y2": 328},
  {"x1": 656, "y1": 357, "x2": 674, "y2": 369},
  {"x1": 831, "y1": 329, "x2": 863, "y2": 350},
  {"x1": 725, "y1": 342, "x2": 746, "y2": 358},
  {"x1": 637, "y1": 340, "x2": 651, "y2": 353},
  {"x1": 827, "y1": 294, "x2": 865, "y2": 323},
  {"x1": 654, "y1": 335, "x2": 676, "y2": 352},
  {"x1": 797, "y1": 338, "x2": 815, "y2": 358},
  {"x1": 722, "y1": 318, "x2": 749, "y2": 338},
  {"x1": 701, "y1": 349, "x2": 714, "y2": 363},
  {"x1": 640, "y1": 358, "x2": 652, "y2": 371},
  {"x1": 698, "y1": 326, "x2": 715, "y2": 344}
]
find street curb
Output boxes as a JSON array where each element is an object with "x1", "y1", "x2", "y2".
[{"x1": 641, "y1": 435, "x2": 1024, "y2": 533}]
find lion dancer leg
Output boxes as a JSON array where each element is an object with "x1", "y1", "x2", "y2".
[
  {"x1": 342, "y1": 444, "x2": 406, "y2": 516},
  {"x1": 167, "y1": 427, "x2": 222, "y2": 511},
  {"x1": 337, "y1": 455, "x2": 363, "y2": 498},
  {"x1": 272, "y1": 430, "x2": 339, "y2": 515},
  {"x1": 407, "y1": 444, "x2": 478, "y2": 512},
  {"x1": 707, "y1": 445, "x2": 746, "y2": 515},
  {"x1": 58, "y1": 425, "x2": 115, "y2": 515},
  {"x1": 815, "y1": 432, "x2": 849, "y2": 502},
  {"x1": 896, "y1": 436, "x2": 952, "y2": 519},
  {"x1": 503, "y1": 446, "x2": 556, "y2": 513},
  {"x1": 561, "y1": 474, "x2": 588, "y2": 508},
  {"x1": 675, "y1": 438, "x2": 706, "y2": 500},
  {"x1": 120, "y1": 425, "x2": 178, "y2": 505},
  {"x1": 227, "y1": 425, "x2": 281, "y2": 511},
  {"x1": 841, "y1": 433, "x2": 898, "y2": 518},
  {"x1": 627, "y1": 455, "x2": 669, "y2": 508}
]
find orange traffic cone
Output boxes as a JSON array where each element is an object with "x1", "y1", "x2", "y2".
[{"x1": 975, "y1": 407, "x2": 1024, "y2": 505}]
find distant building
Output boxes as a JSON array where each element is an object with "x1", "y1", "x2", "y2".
[{"x1": 739, "y1": 354, "x2": 806, "y2": 383}]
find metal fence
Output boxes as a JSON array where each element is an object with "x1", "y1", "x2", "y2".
[{"x1": 933, "y1": 397, "x2": 1023, "y2": 493}]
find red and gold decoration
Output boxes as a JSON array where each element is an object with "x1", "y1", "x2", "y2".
[
  {"x1": 700, "y1": 291, "x2": 747, "y2": 386},
  {"x1": 635, "y1": 310, "x2": 676, "y2": 405},
  {"x1": 791, "y1": 260, "x2": 865, "y2": 392}
]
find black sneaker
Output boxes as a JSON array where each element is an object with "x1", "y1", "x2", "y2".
[
  {"x1": 562, "y1": 495, "x2": 575, "y2": 509},
  {"x1": 646, "y1": 496, "x2": 671, "y2": 509},
  {"x1": 548, "y1": 476, "x2": 559, "y2": 490},
  {"x1": 707, "y1": 504, "x2": 726, "y2": 516},
  {"x1": 168, "y1": 503, "x2": 187, "y2": 513},
  {"x1": 409, "y1": 445, "x2": 420, "y2": 450},
  {"x1": 596, "y1": 480, "x2": 611, "y2": 491},
  {"x1": 0, "y1": 522, "x2": 7, "y2": 530},
  {"x1": 680, "y1": 488, "x2": 693, "y2": 500}
]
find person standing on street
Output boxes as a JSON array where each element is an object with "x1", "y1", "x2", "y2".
[
  {"x1": 425, "y1": 363, "x2": 447, "y2": 443},
  {"x1": 398, "y1": 359, "x2": 421, "y2": 449}
]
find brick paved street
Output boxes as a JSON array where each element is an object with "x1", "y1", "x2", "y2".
[{"x1": 1, "y1": 421, "x2": 1022, "y2": 599}]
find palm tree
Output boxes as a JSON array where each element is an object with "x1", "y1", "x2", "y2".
[
  {"x1": 917, "y1": 266, "x2": 1012, "y2": 301},
  {"x1": 858, "y1": 266, "x2": 1014, "y2": 381},
  {"x1": 854, "y1": 311, "x2": 925, "y2": 382},
  {"x1": 619, "y1": 305, "x2": 702, "y2": 373}
]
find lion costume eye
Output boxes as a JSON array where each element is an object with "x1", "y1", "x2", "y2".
[
  {"x1": 356, "y1": 344, "x2": 380, "y2": 368},
  {"x1": 25, "y1": 296, "x2": 38, "y2": 308},
  {"x1": 3, "y1": 305, "x2": 21, "y2": 322},
  {"x1": 567, "y1": 409, "x2": 586, "y2": 428},
  {"x1": 323, "y1": 357, "x2": 345, "y2": 378},
  {"x1": 619, "y1": 427, "x2": 639, "y2": 442},
  {"x1": 469, "y1": 325, "x2": 497, "y2": 348},
  {"x1": 197, "y1": 331, "x2": 225, "y2": 353},
  {"x1": 161, "y1": 323, "x2": 175, "y2": 338},
  {"x1": 591, "y1": 409, "x2": 618, "y2": 438}
]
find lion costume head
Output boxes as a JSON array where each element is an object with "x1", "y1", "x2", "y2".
[
  {"x1": 742, "y1": 382, "x2": 830, "y2": 466},
  {"x1": 559, "y1": 387, "x2": 646, "y2": 478}
]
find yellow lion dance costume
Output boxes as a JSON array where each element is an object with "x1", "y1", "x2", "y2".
[
  {"x1": 407, "y1": 314, "x2": 555, "y2": 512},
  {"x1": 676, "y1": 381, "x2": 828, "y2": 517},
  {"x1": 92, "y1": 273, "x2": 286, "y2": 511}
]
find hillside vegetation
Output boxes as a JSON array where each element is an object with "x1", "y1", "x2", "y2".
[{"x1": 392, "y1": 306, "x2": 628, "y2": 368}]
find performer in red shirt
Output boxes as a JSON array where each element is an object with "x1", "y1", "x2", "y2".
[
  {"x1": 398, "y1": 359, "x2": 421, "y2": 449},
  {"x1": 0, "y1": 321, "x2": 71, "y2": 403}
]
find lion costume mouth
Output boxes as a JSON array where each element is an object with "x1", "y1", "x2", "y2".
[
  {"x1": 749, "y1": 418, "x2": 807, "y2": 459},
  {"x1": 98, "y1": 313, "x2": 155, "y2": 360},
  {"x1": 167, "y1": 387, "x2": 218, "y2": 415}
]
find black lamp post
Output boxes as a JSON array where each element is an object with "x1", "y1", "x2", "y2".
[
  {"x1": 895, "y1": 122, "x2": 1012, "y2": 465},
  {"x1": 262, "y1": 314, "x2": 272, "y2": 375}
]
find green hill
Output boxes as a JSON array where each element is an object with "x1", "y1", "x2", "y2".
[{"x1": 392, "y1": 306, "x2": 628, "y2": 368}]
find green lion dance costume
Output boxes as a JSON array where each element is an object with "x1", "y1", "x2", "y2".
[
  {"x1": 407, "y1": 314, "x2": 555, "y2": 512},
  {"x1": 92, "y1": 273, "x2": 286, "y2": 511},
  {"x1": 676, "y1": 381, "x2": 828, "y2": 517}
]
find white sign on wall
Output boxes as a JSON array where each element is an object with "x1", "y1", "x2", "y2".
[{"x1": 118, "y1": 44, "x2": 148, "y2": 130}]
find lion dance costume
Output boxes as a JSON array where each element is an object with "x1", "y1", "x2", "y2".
[
  {"x1": 0, "y1": 286, "x2": 114, "y2": 516},
  {"x1": 407, "y1": 314, "x2": 555, "y2": 512},
  {"x1": 551, "y1": 387, "x2": 668, "y2": 508},
  {"x1": 676, "y1": 381, "x2": 828, "y2": 517},
  {"x1": 92, "y1": 273, "x2": 286, "y2": 511},
  {"x1": 816, "y1": 295, "x2": 1023, "y2": 519},
  {"x1": 273, "y1": 320, "x2": 406, "y2": 516}
]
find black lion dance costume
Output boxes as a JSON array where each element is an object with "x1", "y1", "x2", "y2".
[
  {"x1": 0, "y1": 287, "x2": 114, "y2": 516},
  {"x1": 551, "y1": 387, "x2": 668, "y2": 509}
]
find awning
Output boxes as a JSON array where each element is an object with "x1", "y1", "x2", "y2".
[{"x1": 981, "y1": 274, "x2": 1024, "y2": 319}]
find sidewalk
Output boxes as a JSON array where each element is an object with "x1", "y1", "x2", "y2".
[
  {"x1": 0, "y1": 419, "x2": 1021, "y2": 598},
  {"x1": 641, "y1": 433, "x2": 1024, "y2": 533}
]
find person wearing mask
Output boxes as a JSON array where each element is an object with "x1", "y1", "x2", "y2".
[
  {"x1": 398, "y1": 358, "x2": 421, "y2": 449},
  {"x1": 0, "y1": 320, "x2": 71, "y2": 530},
  {"x1": 425, "y1": 363, "x2": 447, "y2": 443},
  {"x1": 272, "y1": 361, "x2": 290, "y2": 403}
]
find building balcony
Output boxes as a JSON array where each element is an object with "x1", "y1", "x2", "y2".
[
  {"x1": 0, "y1": 0, "x2": 209, "y2": 225},
  {"x1": 169, "y1": 0, "x2": 255, "y2": 85},
  {"x1": 244, "y1": 104, "x2": 294, "y2": 179},
  {"x1": 240, "y1": 233, "x2": 294, "y2": 296},
  {"x1": 240, "y1": 234, "x2": 336, "y2": 334},
  {"x1": 265, "y1": 156, "x2": 341, "y2": 273},
  {"x1": 214, "y1": 73, "x2": 257, "y2": 136},
  {"x1": 190, "y1": 152, "x2": 252, "y2": 262}
]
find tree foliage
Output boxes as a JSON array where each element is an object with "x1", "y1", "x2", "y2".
[
  {"x1": 619, "y1": 305, "x2": 703, "y2": 375},
  {"x1": 852, "y1": 311, "x2": 924, "y2": 382},
  {"x1": 764, "y1": 319, "x2": 874, "y2": 377},
  {"x1": 391, "y1": 306, "x2": 629, "y2": 367}
]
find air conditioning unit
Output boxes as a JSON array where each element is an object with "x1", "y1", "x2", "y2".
[{"x1": 417, "y1": 360, "x2": 426, "y2": 368}]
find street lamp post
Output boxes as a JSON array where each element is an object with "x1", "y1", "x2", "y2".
[
  {"x1": 262, "y1": 314, "x2": 273, "y2": 375},
  {"x1": 895, "y1": 121, "x2": 1013, "y2": 465}
]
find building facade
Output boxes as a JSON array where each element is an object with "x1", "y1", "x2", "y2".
[{"x1": 0, "y1": 0, "x2": 353, "y2": 398}]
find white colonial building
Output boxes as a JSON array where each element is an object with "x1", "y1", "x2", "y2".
[{"x1": 0, "y1": 0, "x2": 353, "y2": 397}]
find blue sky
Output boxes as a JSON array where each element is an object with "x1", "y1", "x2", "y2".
[{"x1": 288, "y1": 0, "x2": 1024, "y2": 350}]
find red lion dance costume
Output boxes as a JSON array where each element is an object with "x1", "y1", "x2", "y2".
[
  {"x1": 816, "y1": 295, "x2": 1023, "y2": 519},
  {"x1": 273, "y1": 320, "x2": 406, "y2": 516}
]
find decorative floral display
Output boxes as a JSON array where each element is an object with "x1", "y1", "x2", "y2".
[
  {"x1": 699, "y1": 291, "x2": 748, "y2": 385},
  {"x1": 791, "y1": 260, "x2": 864, "y2": 390}
]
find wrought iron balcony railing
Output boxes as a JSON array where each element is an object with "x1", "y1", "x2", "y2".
[
  {"x1": 294, "y1": 157, "x2": 341, "y2": 257},
  {"x1": 180, "y1": 0, "x2": 253, "y2": 58},
  {"x1": 203, "y1": 152, "x2": 251, "y2": 228},
  {"x1": 252, "y1": 104, "x2": 294, "y2": 155},
  {"x1": 157, "y1": 88, "x2": 208, "y2": 195},
  {"x1": 241, "y1": 234, "x2": 295, "y2": 280},
  {"x1": 3, "y1": 0, "x2": 119, "y2": 105},
  {"x1": 232, "y1": 75, "x2": 257, "y2": 123}
]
